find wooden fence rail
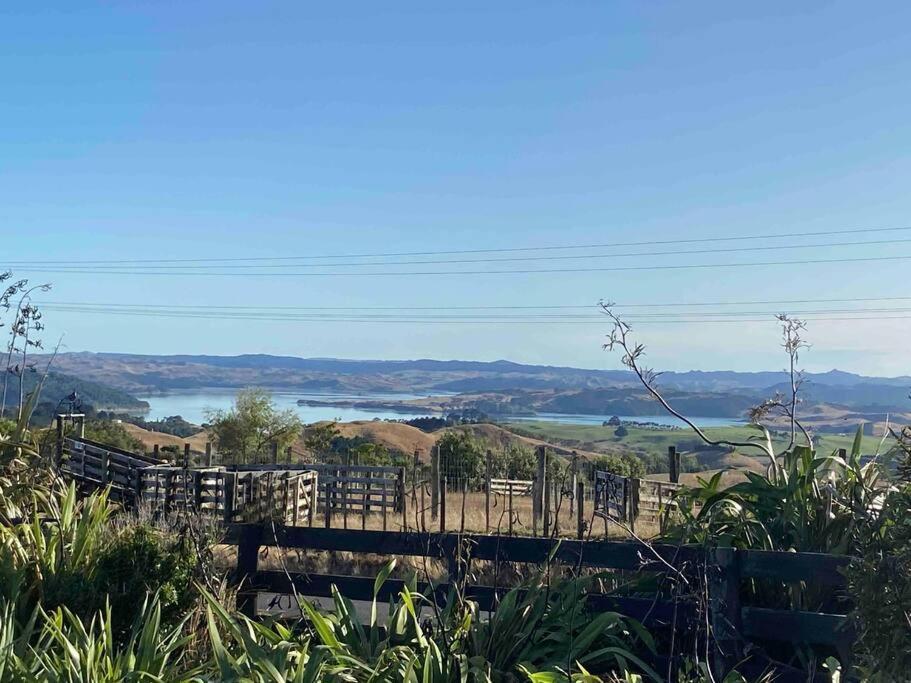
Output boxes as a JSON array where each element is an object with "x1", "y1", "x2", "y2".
[
  {"x1": 60, "y1": 438, "x2": 318, "y2": 526},
  {"x1": 230, "y1": 463, "x2": 405, "y2": 514},
  {"x1": 227, "y1": 524, "x2": 854, "y2": 680},
  {"x1": 488, "y1": 478, "x2": 533, "y2": 496}
]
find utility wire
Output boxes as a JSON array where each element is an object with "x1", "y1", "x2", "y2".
[
  {"x1": 14, "y1": 253, "x2": 911, "y2": 276},
  {"x1": 10, "y1": 237, "x2": 911, "y2": 270},
  {"x1": 5, "y1": 224, "x2": 911, "y2": 265},
  {"x1": 35, "y1": 305, "x2": 911, "y2": 318},
  {"x1": 35, "y1": 295, "x2": 911, "y2": 310},
  {"x1": 33, "y1": 305, "x2": 911, "y2": 325}
]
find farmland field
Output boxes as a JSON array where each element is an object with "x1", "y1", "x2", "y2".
[{"x1": 506, "y1": 420, "x2": 891, "y2": 471}]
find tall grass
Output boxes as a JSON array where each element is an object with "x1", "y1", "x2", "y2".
[{"x1": 665, "y1": 426, "x2": 883, "y2": 555}]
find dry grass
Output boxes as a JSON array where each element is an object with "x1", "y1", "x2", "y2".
[
  {"x1": 230, "y1": 489, "x2": 657, "y2": 541},
  {"x1": 306, "y1": 421, "x2": 608, "y2": 463},
  {"x1": 122, "y1": 422, "x2": 210, "y2": 453}
]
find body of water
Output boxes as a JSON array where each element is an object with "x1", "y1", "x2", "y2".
[
  {"x1": 134, "y1": 390, "x2": 436, "y2": 425},
  {"x1": 134, "y1": 390, "x2": 742, "y2": 428},
  {"x1": 506, "y1": 412, "x2": 744, "y2": 428}
]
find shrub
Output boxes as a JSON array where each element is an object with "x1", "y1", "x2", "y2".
[
  {"x1": 847, "y1": 485, "x2": 911, "y2": 679},
  {"x1": 91, "y1": 525, "x2": 199, "y2": 638},
  {"x1": 591, "y1": 453, "x2": 645, "y2": 479}
]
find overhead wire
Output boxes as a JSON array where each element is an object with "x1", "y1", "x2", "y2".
[
  {"x1": 13, "y1": 252, "x2": 911, "y2": 276},
  {"x1": 4, "y1": 224, "x2": 911, "y2": 265},
  {"x1": 35, "y1": 295, "x2": 911, "y2": 310},
  {"x1": 8, "y1": 236, "x2": 911, "y2": 270}
]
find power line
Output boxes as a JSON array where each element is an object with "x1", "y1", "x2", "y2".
[
  {"x1": 34, "y1": 295, "x2": 911, "y2": 311},
  {"x1": 34, "y1": 304, "x2": 911, "y2": 324},
  {"x1": 10, "y1": 236, "x2": 911, "y2": 270},
  {"x1": 15, "y1": 253, "x2": 911, "y2": 276},
  {"x1": 36, "y1": 305, "x2": 911, "y2": 318},
  {"x1": 5, "y1": 224, "x2": 911, "y2": 265}
]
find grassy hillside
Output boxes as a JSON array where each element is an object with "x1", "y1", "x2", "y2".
[
  {"x1": 506, "y1": 420, "x2": 890, "y2": 472},
  {"x1": 4, "y1": 371, "x2": 149, "y2": 424}
]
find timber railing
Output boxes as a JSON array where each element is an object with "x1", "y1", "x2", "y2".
[
  {"x1": 59, "y1": 437, "x2": 320, "y2": 526},
  {"x1": 229, "y1": 463, "x2": 406, "y2": 522},
  {"x1": 226, "y1": 524, "x2": 855, "y2": 680}
]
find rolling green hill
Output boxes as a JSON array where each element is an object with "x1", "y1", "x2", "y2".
[{"x1": 4, "y1": 371, "x2": 148, "y2": 420}]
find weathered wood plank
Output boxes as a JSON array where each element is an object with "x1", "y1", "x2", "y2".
[
  {"x1": 224, "y1": 525, "x2": 695, "y2": 571},
  {"x1": 740, "y1": 550, "x2": 849, "y2": 586},
  {"x1": 242, "y1": 570, "x2": 693, "y2": 627},
  {"x1": 741, "y1": 607, "x2": 853, "y2": 646}
]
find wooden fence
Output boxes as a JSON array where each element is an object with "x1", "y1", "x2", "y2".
[
  {"x1": 227, "y1": 524, "x2": 855, "y2": 681},
  {"x1": 593, "y1": 469, "x2": 690, "y2": 533},
  {"x1": 488, "y1": 478, "x2": 533, "y2": 495},
  {"x1": 60, "y1": 438, "x2": 319, "y2": 526},
  {"x1": 231, "y1": 463, "x2": 406, "y2": 516},
  {"x1": 60, "y1": 436, "x2": 164, "y2": 501},
  {"x1": 636, "y1": 478, "x2": 685, "y2": 526}
]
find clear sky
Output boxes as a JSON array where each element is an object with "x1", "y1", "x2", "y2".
[{"x1": 2, "y1": 2, "x2": 911, "y2": 375}]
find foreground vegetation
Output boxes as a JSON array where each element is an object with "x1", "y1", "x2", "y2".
[{"x1": 2, "y1": 276, "x2": 909, "y2": 681}]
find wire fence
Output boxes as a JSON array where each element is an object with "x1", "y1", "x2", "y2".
[{"x1": 117, "y1": 432, "x2": 681, "y2": 539}]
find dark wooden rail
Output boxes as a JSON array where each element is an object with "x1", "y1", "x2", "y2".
[
  {"x1": 59, "y1": 438, "x2": 318, "y2": 525},
  {"x1": 225, "y1": 523, "x2": 855, "y2": 676},
  {"x1": 234, "y1": 463, "x2": 405, "y2": 514}
]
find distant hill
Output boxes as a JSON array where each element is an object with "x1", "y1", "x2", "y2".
[
  {"x1": 32, "y1": 352, "x2": 911, "y2": 416},
  {"x1": 6, "y1": 370, "x2": 148, "y2": 420}
]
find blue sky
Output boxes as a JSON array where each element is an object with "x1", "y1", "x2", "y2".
[{"x1": 2, "y1": 2, "x2": 911, "y2": 374}]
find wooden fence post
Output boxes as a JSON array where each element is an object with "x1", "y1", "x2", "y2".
[
  {"x1": 223, "y1": 472, "x2": 236, "y2": 523},
  {"x1": 508, "y1": 481, "x2": 514, "y2": 536},
  {"x1": 133, "y1": 466, "x2": 143, "y2": 507},
  {"x1": 570, "y1": 451, "x2": 578, "y2": 517},
  {"x1": 164, "y1": 470, "x2": 174, "y2": 514},
  {"x1": 361, "y1": 480, "x2": 367, "y2": 530},
  {"x1": 271, "y1": 442, "x2": 279, "y2": 465},
  {"x1": 235, "y1": 525, "x2": 263, "y2": 618},
  {"x1": 291, "y1": 479, "x2": 301, "y2": 526},
  {"x1": 342, "y1": 466, "x2": 349, "y2": 530},
  {"x1": 193, "y1": 470, "x2": 203, "y2": 511},
  {"x1": 397, "y1": 468, "x2": 406, "y2": 530},
  {"x1": 440, "y1": 476, "x2": 447, "y2": 533},
  {"x1": 485, "y1": 449, "x2": 492, "y2": 533},
  {"x1": 533, "y1": 446, "x2": 547, "y2": 537},
  {"x1": 576, "y1": 480, "x2": 585, "y2": 539},
  {"x1": 709, "y1": 547, "x2": 742, "y2": 676},
  {"x1": 543, "y1": 468, "x2": 552, "y2": 537},
  {"x1": 286, "y1": 445, "x2": 293, "y2": 463},
  {"x1": 308, "y1": 475, "x2": 317, "y2": 527},
  {"x1": 325, "y1": 477, "x2": 333, "y2": 529},
  {"x1": 184, "y1": 443, "x2": 191, "y2": 469},
  {"x1": 668, "y1": 446, "x2": 680, "y2": 484},
  {"x1": 431, "y1": 445, "x2": 440, "y2": 521},
  {"x1": 153, "y1": 444, "x2": 160, "y2": 461},
  {"x1": 627, "y1": 477, "x2": 639, "y2": 535},
  {"x1": 205, "y1": 442, "x2": 213, "y2": 466},
  {"x1": 55, "y1": 415, "x2": 64, "y2": 465}
]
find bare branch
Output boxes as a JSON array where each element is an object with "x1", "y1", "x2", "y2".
[{"x1": 600, "y1": 301, "x2": 776, "y2": 460}]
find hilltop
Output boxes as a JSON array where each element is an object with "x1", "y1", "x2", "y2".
[{"x1": 35, "y1": 352, "x2": 911, "y2": 418}]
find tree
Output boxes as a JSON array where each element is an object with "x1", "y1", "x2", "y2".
[
  {"x1": 614, "y1": 424, "x2": 629, "y2": 438},
  {"x1": 302, "y1": 422, "x2": 341, "y2": 456},
  {"x1": 206, "y1": 388, "x2": 303, "y2": 464},
  {"x1": 591, "y1": 453, "x2": 644, "y2": 479},
  {"x1": 437, "y1": 431, "x2": 485, "y2": 482},
  {"x1": 83, "y1": 420, "x2": 146, "y2": 454}
]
